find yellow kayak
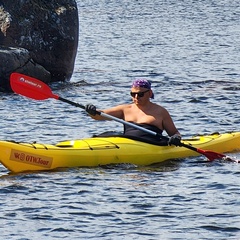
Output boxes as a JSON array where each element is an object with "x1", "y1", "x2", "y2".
[{"x1": 0, "y1": 132, "x2": 240, "y2": 173}]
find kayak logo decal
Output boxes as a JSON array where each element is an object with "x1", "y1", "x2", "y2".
[{"x1": 10, "y1": 149, "x2": 53, "y2": 168}]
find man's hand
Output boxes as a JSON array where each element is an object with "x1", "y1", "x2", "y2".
[
  {"x1": 168, "y1": 134, "x2": 182, "y2": 146},
  {"x1": 85, "y1": 104, "x2": 97, "y2": 116}
]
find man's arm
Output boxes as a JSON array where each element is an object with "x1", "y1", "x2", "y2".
[{"x1": 86, "y1": 104, "x2": 125, "y2": 121}]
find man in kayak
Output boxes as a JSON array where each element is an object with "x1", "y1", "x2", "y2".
[{"x1": 85, "y1": 78, "x2": 181, "y2": 146}]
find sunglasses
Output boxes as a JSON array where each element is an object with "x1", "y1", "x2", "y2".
[{"x1": 130, "y1": 89, "x2": 150, "y2": 98}]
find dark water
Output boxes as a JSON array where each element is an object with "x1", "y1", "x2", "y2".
[{"x1": 1, "y1": 0, "x2": 240, "y2": 239}]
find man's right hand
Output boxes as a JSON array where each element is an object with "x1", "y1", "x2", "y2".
[{"x1": 85, "y1": 104, "x2": 97, "y2": 116}]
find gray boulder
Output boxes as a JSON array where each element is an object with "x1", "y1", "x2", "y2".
[{"x1": 0, "y1": 1, "x2": 79, "y2": 92}]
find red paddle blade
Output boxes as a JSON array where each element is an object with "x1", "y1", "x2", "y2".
[
  {"x1": 10, "y1": 73, "x2": 59, "y2": 100},
  {"x1": 197, "y1": 148, "x2": 227, "y2": 161}
]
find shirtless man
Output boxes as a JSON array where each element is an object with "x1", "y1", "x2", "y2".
[{"x1": 85, "y1": 79, "x2": 181, "y2": 146}]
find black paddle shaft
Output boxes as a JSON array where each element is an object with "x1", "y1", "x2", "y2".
[
  {"x1": 59, "y1": 97, "x2": 86, "y2": 110},
  {"x1": 59, "y1": 97, "x2": 204, "y2": 150},
  {"x1": 59, "y1": 96, "x2": 222, "y2": 157}
]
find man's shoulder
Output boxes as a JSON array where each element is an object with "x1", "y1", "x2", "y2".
[
  {"x1": 151, "y1": 103, "x2": 169, "y2": 113},
  {"x1": 151, "y1": 102, "x2": 165, "y2": 109},
  {"x1": 119, "y1": 103, "x2": 133, "y2": 108},
  {"x1": 111, "y1": 103, "x2": 132, "y2": 111}
]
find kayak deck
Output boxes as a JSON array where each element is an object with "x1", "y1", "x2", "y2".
[{"x1": 0, "y1": 132, "x2": 240, "y2": 173}]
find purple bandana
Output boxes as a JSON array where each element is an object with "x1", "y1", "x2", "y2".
[{"x1": 131, "y1": 78, "x2": 154, "y2": 99}]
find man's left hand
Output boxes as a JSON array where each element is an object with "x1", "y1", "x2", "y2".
[{"x1": 168, "y1": 134, "x2": 182, "y2": 146}]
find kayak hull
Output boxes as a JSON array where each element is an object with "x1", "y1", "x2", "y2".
[{"x1": 0, "y1": 132, "x2": 240, "y2": 173}]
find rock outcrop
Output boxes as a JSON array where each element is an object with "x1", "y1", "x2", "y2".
[{"x1": 0, "y1": 0, "x2": 79, "y2": 92}]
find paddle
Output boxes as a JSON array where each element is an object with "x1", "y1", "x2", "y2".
[{"x1": 10, "y1": 72, "x2": 235, "y2": 162}]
